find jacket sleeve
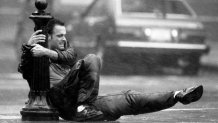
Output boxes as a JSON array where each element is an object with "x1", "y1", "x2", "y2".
[
  {"x1": 54, "y1": 47, "x2": 77, "y2": 66},
  {"x1": 18, "y1": 44, "x2": 33, "y2": 81}
]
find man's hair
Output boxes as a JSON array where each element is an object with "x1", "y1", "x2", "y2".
[{"x1": 46, "y1": 18, "x2": 65, "y2": 35}]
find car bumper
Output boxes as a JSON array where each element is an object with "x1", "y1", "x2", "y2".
[{"x1": 106, "y1": 40, "x2": 210, "y2": 54}]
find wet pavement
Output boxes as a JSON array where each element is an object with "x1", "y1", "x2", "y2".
[{"x1": 0, "y1": 72, "x2": 218, "y2": 122}]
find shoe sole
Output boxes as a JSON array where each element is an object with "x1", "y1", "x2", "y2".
[
  {"x1": 75, "y1": 112, "x2": 104, "y2": 122},
  {"x1": 182, "y1": 85, "x2": 203, "y2": 105}
]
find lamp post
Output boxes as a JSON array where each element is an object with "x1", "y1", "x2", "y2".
[{"x1": 20, "y1": 0, "x2": 59, "y2": 121}]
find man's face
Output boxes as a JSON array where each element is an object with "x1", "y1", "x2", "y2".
[{"x1": 48, "y1": 25, "x2": 67, "y2": 50}]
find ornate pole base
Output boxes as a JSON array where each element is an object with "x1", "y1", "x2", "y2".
[
  {"x1": 21, "y1": 108, "x2": 59, "y2": 121},
  {"x1": 20, "y1": 91, "x2": 59, "y2": 121}
]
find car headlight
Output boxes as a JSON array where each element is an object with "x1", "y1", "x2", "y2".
[
  {"x1": 171, "y1": 29, "x2": 179, "y2": 42},
  {"x1": 144, "y1": 28, "x2": 152, "y2": 37},
  {"x1": 171, "y1": 29, "x2": 178, "y2": 38}
]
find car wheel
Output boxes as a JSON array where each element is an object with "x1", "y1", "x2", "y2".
[{"x1": 181, "y1": 55, "x2": 200, "y2": 75}]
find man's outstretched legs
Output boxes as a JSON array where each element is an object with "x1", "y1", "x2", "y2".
[{"x1": 93, "y1": 85, "x2": 203, "y2": 121}]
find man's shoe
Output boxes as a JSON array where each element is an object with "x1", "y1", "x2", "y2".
[
  {"x1": 175, "y1": 85, "x2": 203, "y2": 105},
  {"x1": 75, "y1": 105, "x2": 104, "y2": 121}
]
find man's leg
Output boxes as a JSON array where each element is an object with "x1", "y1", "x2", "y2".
[
  {"x1": 77, "y1": 54, "x2": 101, "y2": 105},
  {"x1": 50, "y1": 54, "x2": 101, "y2": 104},
  {"x1": 48, "y1": 60, "x2": 83, "y2": 120},
  {"x1": 48, "y1": 54, "x2": 103, "y2": 121},
  {"x1": 73, "y1": 54, "x2": 106, "y2": 121},
  {"x1": 93, "y1": 90, "x2": 177, "y2": 121},
  {"x1": 93, "y1": 85, "x2": 203, "y2": 121}
]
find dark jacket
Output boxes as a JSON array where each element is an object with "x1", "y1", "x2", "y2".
[{"x1": 18, "y1": 44, "x2": 77, "y2": 81}]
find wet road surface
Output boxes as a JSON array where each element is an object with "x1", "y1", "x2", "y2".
[{"x1": 0, "y1": 71, "x2": 217, "y2": 122}]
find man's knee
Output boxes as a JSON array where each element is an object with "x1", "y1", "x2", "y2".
[
  {"x1": 84, "y1": 54, "x2": 102, "y2": 71},
  {"x1": 85, "y1": 54, "x2": 101, "y2": 63}
]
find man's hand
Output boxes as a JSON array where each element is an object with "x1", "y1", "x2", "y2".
[
  {"x1": 31, "y1": 44, "x2": 47, "y2": 57},
  {"x1": 27, "y1": 30, "x2": 46, "y2": 45},
  {"x1": 28, "y1": 30, "x2": 58, "y2": 60}
]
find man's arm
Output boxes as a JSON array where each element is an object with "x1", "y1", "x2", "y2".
[
  {"x1": 45, "y1": 48, "x2": 59, "y2": 60},
  {"x1": 55, "y1": 47, "x2": 77, "y2": 66},
  {"x1": 31, "y1": 44, "x2": 58, "y2": 60},
  {"x1": 31, "y1": 44, "x2": 77, "y2": 66},
  {"x1": 18, "y1": 30, "x2": 44, "y2": 80},
  {"x1": 18, "y1": 44, "x2": 33, "y2": 81},
  {"x1": 25, "y1": 29, "x2": 77, "y2": 66}
]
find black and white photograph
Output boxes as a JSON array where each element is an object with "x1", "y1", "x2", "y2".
[{"x1": 0, "y1": 0, "x2": 217, "y2": 122}]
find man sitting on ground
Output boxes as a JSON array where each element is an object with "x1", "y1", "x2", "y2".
[{"x1": 18, "y1": 18, "x2": 204, "y2": 122}]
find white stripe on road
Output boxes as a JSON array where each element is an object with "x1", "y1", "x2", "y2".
[{"x1": 164, "y1": 107, "x2": 218, "y2": 111}]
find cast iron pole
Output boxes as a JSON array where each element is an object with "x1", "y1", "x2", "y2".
[{"x1": 20, "y1": 0, "x2": 59, "y2": 121}]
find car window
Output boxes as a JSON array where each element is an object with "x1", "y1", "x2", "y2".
[
  {"x1": 166, "y1": 0, "x2": 191, "y2": 15},
  {"x1": 121, "y1": 0, "x2": 192, "y2": 16}
]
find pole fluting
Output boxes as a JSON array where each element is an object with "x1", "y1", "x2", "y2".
[{"x1": 20, "y1": 0, "x2": 59, "y2": 121}]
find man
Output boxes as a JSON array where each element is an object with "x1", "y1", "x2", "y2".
[{"x1": 18, "y1": 18, "x2": 204, "y2": 122}]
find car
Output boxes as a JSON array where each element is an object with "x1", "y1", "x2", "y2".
[{"x1": 66, "y1": 0, "x2": 210, "y2": 75}]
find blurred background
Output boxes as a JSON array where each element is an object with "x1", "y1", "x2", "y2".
[
  {"x1": 0, "y1": 0, "x2": 218, "y2": 75},
  {"x1": 0, "y1": 0, "x2": 218, "y2": 122}
]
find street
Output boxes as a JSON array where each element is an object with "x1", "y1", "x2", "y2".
[
  {"x1": 0, "y1": 70, "x2": 217, "y2": 122},
  {"x1": 0, "y1": 28, "x2": 217, "y2": 123},
  {"x1": 0, "y1": 40, "x2": 217, "y2": 122}
]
